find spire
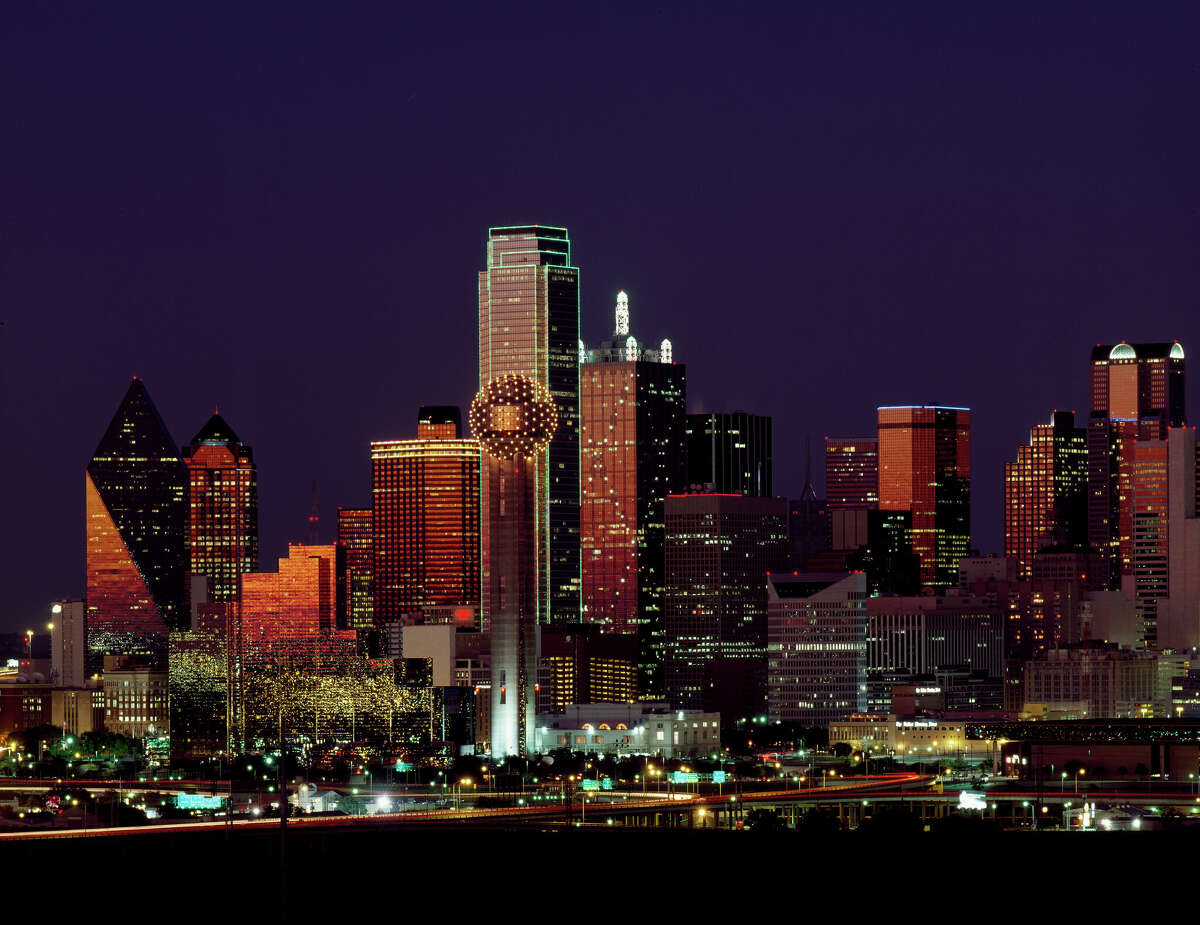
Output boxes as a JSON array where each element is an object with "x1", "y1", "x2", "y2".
[
  {"x1": 615, "y1": 290, "x2": 630, "y2": 336},
  {"x1": 190, "y1": 411, "x2": 240, "y2": 447}
]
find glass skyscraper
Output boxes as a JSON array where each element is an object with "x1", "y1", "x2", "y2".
[
  {"x1": 371, "y1": 408, "x2": 480, "y2": 628},
  {"x1": 1003, "y1": 410, "x2": 1087, "y2": 581},
  {"x1": 686, "y1": 411, "x2": 773, "y2": 497},
  {"x1": 1087, "y1": 341, "x2": 1186, "y2": 588},
  {"x1": 182, "y1": 412, "x2": 258, "y2": 607},
  {"x1": 86, "y1": 378, "x2": 187, "y2": 670},
  {"x1": 877, "y1": 405, "x2": 970, "y2": 592},
  {"x1": 478, "y1": 225, "x2": 581, "y2": 626},
  {"x1": 580, "y1": 292, "x2": 686, "y2": 699}
]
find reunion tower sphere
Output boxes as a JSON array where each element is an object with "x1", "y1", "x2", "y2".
[{"x1": 469, "y1": 373, "x2": 558, "y2": 459}]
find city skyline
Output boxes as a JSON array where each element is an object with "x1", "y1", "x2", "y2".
[{"x1": 4, "y1": 2, "x2": 1199, "y2": 630}]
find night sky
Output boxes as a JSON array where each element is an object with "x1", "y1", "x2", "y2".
[{"x1": 3, "y1": 2, "x2": 1198, "y2": 630}]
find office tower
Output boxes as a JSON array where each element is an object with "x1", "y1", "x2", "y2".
[
  {"x1": 86, "y1": 379, "x2": 187, "y2": 670},
  {"x1": 1132, "y1": 427, "x2": 1200, "y2": 650},
  {"x1": 825, "y1": 437, "x2": 879, "y2": 510},
  {"x1": 766, "y1": 572, "x2": 867, "y2": 727},
  {"x1": 169, "y1": 603, "x2": 231, "y2": 762},
  {"x1": 471, "y1": 373, "x2": 558, "y2": 758},
  {"x1": 579, "y1": 291, "x2": 686, "y2": 699},
  {"x1": 1088, "y1": 342, "x2": 1186, "y2": 587},
  {"x1": 240, "y1": 544, "x2": 347, "y2": 656},
  {"x1": 182, "y1": 412, "x2": 258, "y2": 607},
  {"x1": 538, "y1": 624, "x2": 639, "y2": 713},
  {"x1": 864, "y1": 596, "x2": 1005, "y2": 683},
  {"x1": 788, "y1": 488, "x2": 829, "y2": 572},
  {"x1": 664, "y1": 494, "x2": 788, "y2": 721},
  {"x1": 1023, "y1": 643, "x2": 1156, "y2": 718},
  {"x1": 101, "y1": 655, "x2": 168, "y2": 739},
  {"x1": 49, "y1": 600, "x2": 86, "y2": 689},
  {"x1": 1003, "y1": 410, "x2": 1088, "y2": 581},
  {"x1": 877, "y1": 405, "x2": 971, "y2": 591},
  {"x1": 337, "y1": 508, "x2": 374, "y2": 633},
  {"x1": 478, "y1": 225, "x2": 581, "y2": 625},
  {"x1": 371, "y1": 408, "x2": 480, "y2": 628},
  {"x1": 686, "y1": 412, "x2": 772, "y2": 496},
  {"x1": 234, "y1": 545, "x2": 426, "y2": 751}
]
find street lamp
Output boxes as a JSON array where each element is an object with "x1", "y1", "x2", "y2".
[{"x1": 1075, "y1": 768, "x2": 1085, "y2": 793}]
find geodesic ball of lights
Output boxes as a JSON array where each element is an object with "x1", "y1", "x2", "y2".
[{"x1": 469, "y1": 373, "x2": 558, "y2": 459}]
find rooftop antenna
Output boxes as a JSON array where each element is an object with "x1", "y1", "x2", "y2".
[{"x1": 615, "y1": 291, "x2": 629, "y2": 336}]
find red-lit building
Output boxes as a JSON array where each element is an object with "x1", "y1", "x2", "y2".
[
  {"x1": 371, "y1": 407, "x2": 480, "y2": 628},
  {"x1": 824, "y1": 437, "x2": 878, "y2": 510},
  {"x1": 1003, "y1": 410, "x2": 1087, "y2": 581},
  {"x1": 877, "y1": 405, "x2": 970, "y2": 592},
  {"x1": 182, "y1": 412, "x2": 258, "y2": 607},
  {"x1": 580, "y1": 291, "x2": 686, "y2": 699},
  {"x1": 1088, "y1": 342, "x2": 1186, "y2": 588},
  {"x1": 337, "y1": 507, "x2": 374, "y2": 632}
]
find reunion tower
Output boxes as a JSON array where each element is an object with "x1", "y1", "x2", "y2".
[{"x1": 470, "y1": 373, "x2": 558, "y2": 758}]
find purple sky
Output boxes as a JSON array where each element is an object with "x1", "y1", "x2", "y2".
[{"x1": 2, "y1": 2, "x2": 1198, "y2": 630}]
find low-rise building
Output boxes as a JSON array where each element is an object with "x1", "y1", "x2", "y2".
[{"x1": 533, "y1": 703, "x2": 720, "y2": 758}]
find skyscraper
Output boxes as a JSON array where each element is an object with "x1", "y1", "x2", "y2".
[
  {"x1": 1132, "y1": 426, "x2": 1200, "y2": 650},
  {"x1": 1088, "y1": 342, "x2": 1187, "y2": 587},
  {"x1": 664, "y1": 494, "x2": 788, "y2": 720},
  {"x1": 824, "y1": 437, "x2": 879, "y2": 510},
  {"x1": 686, "y1": 412, "x2": 772, "y2": 496},
  {"x1": 580, "y1": 291, "x2": 686, "y2": 699},
  {"x1": 877, "y1": 405, "x2": 970, "y2": 592},
  {"x1": 767, "y1": 572, "x2": 866, "y2": 727},
  {"x1": 182, "y1": 412, "x2": 258, "y2": 607},
  {"x1": 336, "y1": 507, "x2": 374, "y2": 633},
  {"x1": 1003, "y1": 410, "x2": 1088, "y2": 581},
  {"x1": 86, "y1": 379, "x2": 187, "y2": 669},
  {"x1": 371, "y1": 408, "x2": 480, "y2": 628},
  {"x1": 478, "y1": 225, "x2": 581, "y2": 625}
]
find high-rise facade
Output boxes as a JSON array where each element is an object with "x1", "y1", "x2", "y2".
[
  {"x1": 686, "y1": 412, "x2": 772, "y2": 496},
  {"x1": 371, "y1": 408, "x2": 480, "y2": 628},
  {"x1": 1003, "y1": 410, "x2": 1087, "y2": 581},
  {"x1": 478, "y1": 225, "x2": 581, "y2": 626},
  {"x1": 182, "y1": 412, "x2": 258, "y2": 607},
  {"x1": 50, "y1": 600, "x2": 87, "y2": 689},
  {"x1": 664, "y1": 494, "x2": 788, "y2": 721},
  {"x1": 824, "y1": 437, "x2": 879, "y2": 510},
  {"x1": 86, "y1": 379, "x2": 188, "y2": 670},
  {"x1": 1088, "y1": 342, "x2": 1186, "y2": 587},
  {"x1": 337, "y1": 507, "x2": 375, "y2": 633},
  {"x1": 580, "y1": 292, "x2": 686, "y2": 699},
  {"x1": 1132, "y1": 427, "x2": 1200, "y2": 650},
  {"x1": 766, "y1": 572, "x2": 867, "y2": 728},
  {"x1": 877, "y1": 405, "x2": 971, "y2": 592}
]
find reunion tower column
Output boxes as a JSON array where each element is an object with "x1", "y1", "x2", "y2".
[{"x1": 470, "y1": 374, "x2": 558, "y2": 759}]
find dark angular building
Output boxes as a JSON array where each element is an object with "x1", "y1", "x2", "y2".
[
  {"x1": 580, "y1": 291, "x2": 687, "y2": 699},
  {"x1": 664, "y1": 494, "x2": 788, "y2": 722},
  {"x1": 182, "y1": 412, "x2": 258, "y2": 607},
  {"x1": 686, "y1": 411, "x2": 772, "y2": 497},
  {"x1": 1087, "y1": 342, "x2": 1186, "y2": 588},
  {"x1": 86, "y1": 379, "x2": 187, "y2": 670}
]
